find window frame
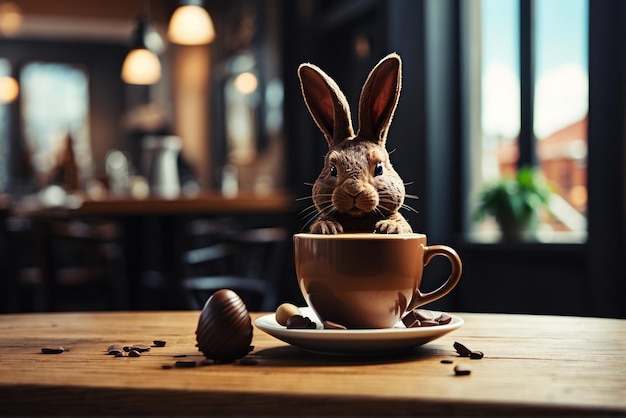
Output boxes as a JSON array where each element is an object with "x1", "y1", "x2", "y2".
[
  {"x1": 0, "y1": 38, "x2": 130, "y2": 193},
  {"x1": 456, "y1": 0, "x2": 625, "y2": 317},
  {"x1": 462, "y1": 0, "x2": 589, "y2": 243}
]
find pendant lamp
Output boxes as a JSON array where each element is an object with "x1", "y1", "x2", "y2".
[
  {"x1": 0, "y1": 2, "x2": 22, "y2": 37},
  {"x1": 0, "y1": 75, "x2": 18, "y2": 103},
  {"x1": 121, "y1": 16, "x2": 162, "y2": 85},
  {"x1": 168, "y1": 0, "x2": 215, "y2": 45}
]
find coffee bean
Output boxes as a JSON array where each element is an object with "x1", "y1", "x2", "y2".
[
  {"x1": 123, "y1": 346, "x2": 131, "y2": 352},
  {"x1": 175, "y1": 360, "x2": 197, "y2": 368},
  {"x1": 322, "y1": 320, "x2": 347, "y2": 330},
  {"x1": 107, "y1": 344, "x2": 122, "y2": 352},
  {"x1": 440, "y1": 359, "x2": 454, "y2": 364},
  {"x1": 454, "y1": 364, "x2": 471, "y2": 376},
  {"x1": 130, "y1": 344, "x2": 151, "y2": 353},
  {"x1": 128, "y1": 350, "x2": 141, "y2": 357},
  {"x1": 453, "y1": 341, "x2": 473, "y2": 357},
  {"x1": 41, "y1": 346, "x2": 64, "y2": 354},
  {"x1": 108, "y1": 349, "x2": 124, "y2": 356},
  {"x1": 470, "y1": 351, "x2": 484, "y2": 360},
  {"x1": 114, "y1": 351, "x2": 126, "y2": 357},
  {"x1": 153, "y1": 340, "x2": 167, "y2": 347}
]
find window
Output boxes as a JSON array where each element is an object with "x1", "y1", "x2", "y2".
[
  {"x1": 466, "y1": 0, "x2": 588, "y2": 243},
  {"x1": 19, "y1": 62, "x2": 91, "y2": 189},
  {"x1": 0, "y1": 58, "x2": 12, "y2": 191}
]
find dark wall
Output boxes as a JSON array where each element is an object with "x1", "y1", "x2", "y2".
[{"x1": 280, "y1": 0, "x2": 625, "y2": 318}]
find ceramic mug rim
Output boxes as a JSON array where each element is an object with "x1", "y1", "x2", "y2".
[{"x1": 293, "y1": 232, "x2": 427, "y2": 240}]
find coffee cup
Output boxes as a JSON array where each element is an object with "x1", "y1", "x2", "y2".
[{"x1": 293, "y1": 233, "x2": 462, "y2": 329}]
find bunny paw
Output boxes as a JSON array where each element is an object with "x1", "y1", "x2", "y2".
[
  {"x1": 375, "y1": 219, "x2": 412, "y2": 234},
  {"x1": 310, "y1": 220, "x2": 344, "y2": 234}
]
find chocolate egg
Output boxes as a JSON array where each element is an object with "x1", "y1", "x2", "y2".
[{"x1": 195, "y1": 289, "x2": 253, "y2": 362}]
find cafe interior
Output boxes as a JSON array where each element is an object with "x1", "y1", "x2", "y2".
[{"x1": 0, "y1": 0, "x2": 624, "y2": 319}]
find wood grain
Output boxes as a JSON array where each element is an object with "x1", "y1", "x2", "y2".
[{"x1": 0, "y1": 311, "x2": 624, "y2": 416}]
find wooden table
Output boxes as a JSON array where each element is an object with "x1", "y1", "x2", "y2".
[
  {"x1": 0, "y1": 311, "x2": 624, "y2": 416},
  {"x1": 11, "y1": 191, "x2": 294, "y2": 217}
]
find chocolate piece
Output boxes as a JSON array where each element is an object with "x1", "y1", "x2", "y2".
[
  {"x1": 453, "y1": 341, "x2": 473, "y2": 357},
  {"x1": 437, "y1": 313, "x2": 452, "y2": 325},
  {"x1": 195, "y1": 289, "x2": 253, "y2": 362},
  {"x1": 322, "y1": 320, "x2": 347, "y2": 330},
  {"x1": 153, "y1": 340, "x2": 167, "y2": 347},
  {"x1": 401, "y1": 311, "x2": 420, "y2": 328},
  {"x1": 413, "y1": 309, "x2": 436, "y2": 321},
  {"x1": 286, "y1": 315, "x2": 316, "y2": 329},
  {"x1": 454, "y1": 364, "x2": 472, "y2": 376},
  {"x1": 403, "y1": 309, "x2": 454, "y2": 328},
  {"x1": 41, "y1": 346, "x2": 64, "y2": 354},
  {"x1": 403, "y1": 309, "x2": 443, "y2": 328}
]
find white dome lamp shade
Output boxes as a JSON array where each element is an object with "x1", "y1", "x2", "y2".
[
  {"x1": 168, "y1": 0, "x2": 215, "y2": 45},
  {"x1": 121, "y1": 16, "x2": 162, "y2": 85}
]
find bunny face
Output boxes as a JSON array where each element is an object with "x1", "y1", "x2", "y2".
[
  {"x1": 299, "y1": 53, "x2": 413, "y2": 234},
  {"x1": 314, "y1": 139, "x2": 403, "y2": 216}
]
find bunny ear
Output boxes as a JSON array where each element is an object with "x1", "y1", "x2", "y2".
[
  {"x1": 357, "y1": 53, "x2": 402, "y2": 145},
  {"x1": 298, "y1": 63, "x2": 354, "y2": 147}
]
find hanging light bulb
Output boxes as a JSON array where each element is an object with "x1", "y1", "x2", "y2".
[
  {"x1": 0, "y1": 2, "x2": 23, "y2": 37},
  {"x1": 168, "y1": 0, "x2": 215, "y2": 45},
  {"x1": 0, "y1": 75, "x2": 18, "y2": 103},
  {"x1": 121, "y1": 16, "x2": 162, "y2": 85}
]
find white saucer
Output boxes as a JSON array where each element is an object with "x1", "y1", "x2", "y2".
[{"x1": 254, "y1": 307, "x2": 463, "y2": 356}]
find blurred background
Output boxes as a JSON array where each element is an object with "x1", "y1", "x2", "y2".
[{"x1": 0, "y1": 0, "x2": 624, "y2": 318}]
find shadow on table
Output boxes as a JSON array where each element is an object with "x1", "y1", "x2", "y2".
[{"x1": 252, "y1": 344, "x2": 454, "y2": 367}]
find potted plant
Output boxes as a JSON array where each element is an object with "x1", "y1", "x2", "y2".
[{"x1": 473, "y1": 166, "x2": 553, "y2": 241}]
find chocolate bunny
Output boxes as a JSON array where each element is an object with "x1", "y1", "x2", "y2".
[{"x1": 298, "y1": 53, "x2": 413, "y2": 234}]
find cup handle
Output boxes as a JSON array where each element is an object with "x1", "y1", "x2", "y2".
[{"x1": 408, "y1": 244, "x2": 463, "y2": 310}]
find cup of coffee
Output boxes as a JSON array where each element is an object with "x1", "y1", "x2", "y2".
[{"x1": 293, "y1": 233, "x2": 462, "y2": 329}]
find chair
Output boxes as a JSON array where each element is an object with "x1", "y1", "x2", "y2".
[
  {"x1": 4, "y1": 215, "x2": 129, "y2": 312},
  {"x1": 3, "y1": 215, "x2": 42, "y2": 312},
  {"x1": 179, "y1": 218, "x2": 288, "y2": 312}
]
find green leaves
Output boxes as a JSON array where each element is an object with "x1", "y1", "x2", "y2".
[{"x1": 474, "y1": 166, "x2": 552, "y2": 225}]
